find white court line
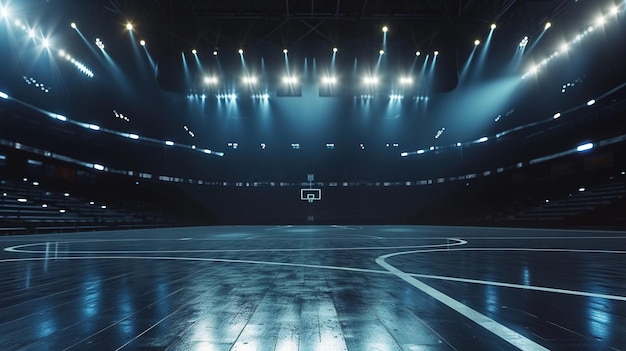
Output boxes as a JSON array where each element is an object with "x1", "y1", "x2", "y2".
[{"x1": 376, "y1": 252, "x2": 550, "y2": 351}]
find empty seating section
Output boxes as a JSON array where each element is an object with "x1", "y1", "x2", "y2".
[{"x1": 0, "y1": 178, "x2": 171, "y2": 234}]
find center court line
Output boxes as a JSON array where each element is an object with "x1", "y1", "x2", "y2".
[{"x1": 376, "y1": 252, "x2": 550, "y2": 351}]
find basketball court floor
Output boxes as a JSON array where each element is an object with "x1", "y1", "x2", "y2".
[{"x1": 0, "y1": 225, "x2": 624, "y2": 350}]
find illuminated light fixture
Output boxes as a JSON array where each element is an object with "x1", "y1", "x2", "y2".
[
  {"x1": 93, "y1": 164, "x2": 105, "y2": 171},
  {"x1": 610, "y1": 6, "x2": 619, "y2": 15},
  {"x1": 95, "y1": 38, "x2": 105, "y2": 50},
  {"x1": 553, "y1": 112, "x2": 562, "y2": 119},
  {"x1": 139, "y1": 40, "x2": 146, "y2": 46},
  {"x1": 283, "y1": 48, "x2": 288, "y2": 54},
  {"x1": 88, "y1": 124, "x2": 100, "y2": 131},
  {"x1": 42, "y1": 38, "x2": 50, "y2": 48},
  {"x1": 363, "y1": 76, "x2": 379, "y2": 85},
  {"x1": 59, "y1": 209, "x2": 66, "y2": 213},
  {"x1": 474, "y1": 39, "x2": 481, "y2": 46},
  {"x1": 399, "y1": 77, "x2": 413, "y2": 85},
  {"x1": 282, "y1": 76, "x2": 298, "y2": 84},
  {"x1": 400, "y1": 152, "x2": 408, "y2": 157},
  {"x1": 544, "y1": 22, "x2": 552, "y2": 30},
  {"x1": 434, "y1": 50, "x2": 439, "y2": 56},
  {"x1": 204, "y1": 76, "x2": 218, "y2": 84},
  {"x1": 52, "y1": 114, "x2": 67, "y2": 121},
  {"x1": 578, "y1": 187, "x2": 586, "y2": 192},
  {"x1": 415, "y1": 51, "x2": 421, "y2": 56},
  {"x1": 192, "y1": 49, "x2": 197, "y2": 55},
  {"x1": 242, "y1": 76, "x2": 257, "y2": 84},
  {"x1": 490, "y1": 23, "x2": 497, "y2": 30},
  {"x1": 382, "y1": 26, "x2": 388, "y2": 32},
  {"x1": 417, "y1": 149, "x2": 425, "y2": 154},
  {"x1": 213, "y1": 50, "x2": 218, "y2": 56},
  {"x1": 587, "y1": 99, "x2": 596, "y2": 106},
  {"x1": 17, "y1": 198, "x2": 27, "y2": 203},
  {"x1": 0, "y1": 91, "x2": 8, "y2": 99},
  {"x1": 379, "y1": 49, "x2": 384, "y2": 55},
  {"x1": 457, "y1": 142, "x2": 462, "y2": 147},
  {"x1": 42, "y1": 204, "x2": 48, "y2": 208},
  {"x1": 28, "y1": 29, "x2": 35, "y2": 38},
  {"x1": 576, "y1": 142, "x2": 594, "y2": 152},
  {"x1": 128, "y1": 133, "x2": 139, "y2": 140},
  {"x1": 70, "y1": 22, "x2": 77, "y2": 29},
  {"x1": 0, "y1": 5, "x2": 7, "y2": 18},
  {"x1": 126, "y1": 23, "x2": 133, "y2": 31},
  {"x1": 595, "y1": 16, "x2": 606, "y2": 26},
  {"x1": 333, "y1": 47, "x2": 338, "y2": 53},
  {"x1": 238, "y1": 48, "x2": 244, "y2": 54},
  {"x1": 260, "y1": 143, "x2": 266, "y2": 149},
  {"x1": 322, "y1": 76, "x2": 337, "y2": 84},
  {"x1": 560, "y1": 43, "x2": 569, "y2": 53},
  {"x1": 389, "y1": 94, "x2": 404, "y2": 100},
  {"x1": 203, "y1": 149, "x2": 212, "y2": 154},
  {"x1": 165, "y1": 140, "x2": 175, "y2": 146},
  {"x1": 519, "y1": 36, "x2": 529, "y2": 48},
  {"x1": 478, "y1": 136, "x2": 489, "y2": 143}
]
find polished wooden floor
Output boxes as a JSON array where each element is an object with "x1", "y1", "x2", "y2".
[{"x1": 0, "y1": 225, "x2": 625, "y2": 350}]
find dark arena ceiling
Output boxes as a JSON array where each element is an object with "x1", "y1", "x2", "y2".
[{"x1": 1, "y1": 0, "x2": 626, "y2": 183}]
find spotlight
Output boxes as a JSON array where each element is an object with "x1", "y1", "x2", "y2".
[
  {"x1": 139, "y1": 40, "x2": 146, "y2": 46},
  {"x1": 126, "y1": 23, "x2": 133, "y2": 31},
  {"x1": 587, "y1": 99, "x2": 596, "y2": 106},
  {"x1": 282, "y1": 76, "x2": 298, "y2": 84},
  {"x1": 238, "y1": 48, "x2": 244, "y2": 54},
  {"x1": 379, "y1": 49, "x2": 384, "y2": 55},
  {"x1": 213, "y1": 50, "x2": 218, "y2": 56},
  {"x1": 363, "y1": 76, "x2": 379, "y2": 85},
  {"x1": 0, "y1": 91, "x2": 8, "y2": 99},
  {"x1": 42, "y1": 38, "x2": 50, "y2": 48},
  {"x1": 544, "y1": 22, "x2": 552, "y2": 30},
  {"x1": 576, "y1": 142, "x2": 594, "y2": 152},
  {"x1": 478, "y1": 136, "x2": 488, "y2": 143},
  {"x1": 192, "y1": 49, "x2": 197, "y2": 55},
  {"x1": 610, "y1": 6, "x2": 619, "y2": 15},
  {"x1": 490, "y1": 23, "x2": 497, "y2": 30},
  {"x1": 70, "y1": 22, "x2": 77, "y2": 29},
  {"x1": 0, "y1": 5, "x2": 7, "y2": 18},
  {"x1": 28, "y1": 29, "x2": 35, "y2": 38},
  {"x1": 595, "y1": 16, "x2": 606, "y2": 26},
  {"x1": 165, "y1": 140, "x2": 175, "y2": 146},
  {"x1": 243, "y1": 76, "x2": 257, "y2": 84},
  {"x1": 474, "y1": 39, "x2": 480, "y2": 46},
  {"x1": 415, "y1": 51, "x2": 421, "y2": 56},
  {"x1": 553, "y1": 112, "x2": 562, "y2": 119},
  {"x1": 333, "y1": 47, "x2": 338, "y2": 53},
  {"x1": 283, "y1": 48, "x2": 288, "y2": 54},
  {"x1": 434, "y1": 50, "x2": 439, "y2": 56},
  {"x1": 382, "y1": 25, "x2": 388, "y2": 32}
]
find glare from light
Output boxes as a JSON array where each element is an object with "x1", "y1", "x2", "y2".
[
  {"x1": 415, "y1": 51, "x2": 421, "y2": 56},
  {"x1": 478, "y1": 136, "x2": 489, "y2": 143},
  {"x1": 399, "y1": 76, "x2": 413, "y2": 85},
  {"x1": 382, "y1": 26, "x2": 388, "y2": 32},
  {"x1": 363, "y1": 76, "x2": 379, "y2": 85},
  {"x1": 333, "y1": 47, "x2": 338, "y2": 53},
  {"x1": 28, "y1": 29, "x2": 35, "y2": 38},
  {"x1": 283, "y1": 48, "x2": 288, "y2": 54},
  {"x1": 587, "y1": 99, "x2": 596, "y2": 106},
  {"x1": 0, "y1": 91, "x2": 8, "y2": 99},
  {"x1": 417, "y1": 149, "x2": 425, "y2": 154},
  {"x1": 578, "y1": 187, "x2": 586, "y2": 192},
  {"x1": 126, "y1": 23, "x2": 133, "y2": 31},
  {"x1": 576, "y1": 142, "x2": 594, "y2": 152},
  {"x1": 53, "y1": 114, "x2": 67, "y2": 121},
  {"x1": 282, "y1": 76, "x2": 298, "y2": 84},
  {"x1": 595, "y1": 16, "x2": 606, "y2": 26},
  {"x1": 610, "y1": 6, "x2": 619, "y2": 15},
  {"x1": 204, "y1": 76, "x2": 218, "y2": 84},
  {"x1": 490, "y1": 23, "x2": 497, "y2": 30},
  {"x1": 544, "y1": 22, "x2": 552, "y2": 30},
  {"x1": 322, "y1": 76, "x2": 337, "y2": 84},
  {"x1": 17, "y1": 198, "x2": 27, "y2": 203},
  {"x1": 192, "y1": 49, "x2": 197, "y2": 55},
  {"x1": 238, "y1": 49, "x2": 244, "y2": 54},
  {"x1": 379, "y1": 49, "x2": 384, "y2": 55},
  {"x1": 243, "y1": 76, "x2": 257, "y2": 84},
  {"x1": 560, "y1": 43, "x2": 569, "y2": 53},
  {"x1": 71, "y1": 22, "x2": 77, "y2": 29},
  {"x1": 0, "y1": 5, "x2": 7, "y2": 18},
  {"x1": 88, "y1": 124, "x2": 100, "y2": 131},
  {"x1": 434, "y1": 50, "x2": 439, "y2": 56},
  {"x1": 128, "y1": 133, "x2": 140, "y2": 140},
  {"x1": 139, "y1": 40, "x2": 146, "y2": 46},
  {"x1": 93, "y1": 164, "x2": 105, "y2": 171},
  {"x1": 401, "y1": 152, "x2": 408, "y2": 157},
  {"x1": 213, "y1": 50, "x2": 218, "y2": 56},
  {"x1": 165, "y1": 140, "x2": 175, "y2": 146},
  {"x1": 42, "y1": 38, "x2": 50, "y2": 48},
  {"x1": 553, "y1": 112, "x2": 562, "y2": 119},
  {"x1": 474, "y1": 39, "x2": 481, "y2": 46}
]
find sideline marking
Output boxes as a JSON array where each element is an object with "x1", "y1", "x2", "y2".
[{"x1": 376, "y1": 251, "x2": 550, "y2": 351}]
